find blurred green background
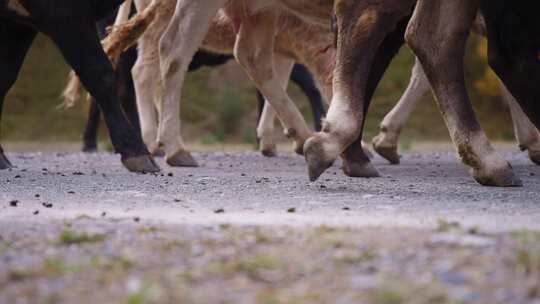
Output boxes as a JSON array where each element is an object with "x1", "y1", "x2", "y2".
[{"x1": 2, "y1": 34, "x2": 515, "y2": 149}]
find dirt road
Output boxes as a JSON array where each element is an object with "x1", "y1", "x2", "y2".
[{"x1": 1, "y1": 150, "x2": 539, "y2": 303}]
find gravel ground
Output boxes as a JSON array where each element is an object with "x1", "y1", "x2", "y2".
[{"x1": 1, "y1": 150, "x2": 540, "y2": 303}]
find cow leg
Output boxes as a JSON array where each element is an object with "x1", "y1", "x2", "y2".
[
  {"x1": 47, "y1": 19, "x2": 158, "y2": 173},
  {"x1": 480, "y1": 2, "x2": 540, "y2": 136},
  {"x1": 257, "y1": 101, "x2": 278, "y2": 157},
  {"x1": 341, "y1": 13, "x2": 410, "y2": 178},
  {"x1": 407, "y1": 0, "x2": 520, "y2": 186},
  {"x1": 118, "y1": 47, "x2": 141, "y2": 135},
  {"x1": 290, "y1": 64, "x2": 326, "y2": 132},
  {"x1": 0, "y1": 20, "x2": 36, "y2": 170},
  {"x1": 304, "y1": 1, "x2": 415, "y2": 181},
  {"x1": 502, "y1": 85, "x2": 540, "y2": 165},
  {"x1": 256, "y1": 56, "x2": 296, "y2": 157},
  {"x1": 372, "y1": 57, "x2": 430, "y2": 164},
  {"x1": 234, "y1": 11, "x2": 312, "y2": 156},
  {"x1": 83, "y1": 100, "x2": 101, "y2": 152},
  {"x1": 158, "y1": 0, "x2": 226, "y2": 166}
]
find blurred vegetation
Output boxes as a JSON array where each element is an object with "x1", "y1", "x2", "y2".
[{"x1": 2, "y1": 34, "x2": 515, "y2": 147}]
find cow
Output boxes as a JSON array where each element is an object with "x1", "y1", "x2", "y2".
[
  {"x1": 0, "y1": 0, "x2": 158, "y2": 173},
  {"x1": 372, "y1": 56, "x2": 540, "y2": 166}
]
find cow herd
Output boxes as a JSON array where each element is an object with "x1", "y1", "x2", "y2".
[{"x1": 1, "y1": 0, "x2": 539, "y2": 188}]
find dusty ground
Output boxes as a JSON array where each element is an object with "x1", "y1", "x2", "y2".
[{"x1": 1, "y1": 148, "x2": 540, "y2": 303}]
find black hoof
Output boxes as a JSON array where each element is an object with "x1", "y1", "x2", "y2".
[
  {"x1": 261, "y1": 144, "x2": 277, "y2": 158},
  {"x1": 82, "y1": 146, "x2": 98, "y2": 153},
  {"x1": 528, "y1": 149, "x2": 540, "y2": 166},
  {"x1": 0, "y1": 153, "x2": 13, "y2": 170},
  {"x1": 122, "y1": 155, "x2": 160, "y2": 173},
  {"x1": 342, "y1": 160, "x2": 380, "y2": 178},
  {"x1": 166, "y1": 151, "x2": 199, "y2": 167}
]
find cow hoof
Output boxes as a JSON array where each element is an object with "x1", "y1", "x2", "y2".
[
  {"x1": 372, "y1": 135, "x2": 400, "y2": 164},
  {"x1": 528, "y1": 149, "x2": 540, "y2": 166},
  {"x1": 293, "y1": 140, "x2": 305, "y2": 156},
  {"x1": 471, "y1": 165, "x2": 522, "y2": 187},
  {"x1": 304, "y1": 137, "x2": 334, "y2": 182},
  {"x1": 152, "y1": 148, "x2": 166, "y2": 158},
  {"x1": 82, "y1": 146, "x2": 98, "y2": 153},
  {"x1": 166, "y1": 151, "x2": 199, "y2": 167},
  {"x1": 261, "y1": 144, "x2": 277, "y2": 157},
  {"x1": 0, "y1": 153, "x2": 13, "y2": 170},
  {"x1": 342, "y1": 160, "x2": 380, "y2": 178},
  {"x1": 122, "y1": 155, "x2": 160, "y2": 173}
]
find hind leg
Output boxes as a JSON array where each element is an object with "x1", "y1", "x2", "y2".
[
  {"x1": 373, "y1": 57, "x2": 430, "y2": 164},
  {"x1": 502, "y1": 84, "x2": 540, "y2": 165},
  {"x1": 0, "y1": 19, "x2": 37, "y2": 169}
]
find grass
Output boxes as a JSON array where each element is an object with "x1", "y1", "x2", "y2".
[
  {"x1": 59, "y1": 229, "x2": 106, "y2": 245},
  {"x1": 3, "y1": 34, "x2": 516, "y2": 144}
]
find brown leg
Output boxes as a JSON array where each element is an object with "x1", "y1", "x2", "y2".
[{"x1": 406, "y1": 0, "x2": 520, "y2": 187}]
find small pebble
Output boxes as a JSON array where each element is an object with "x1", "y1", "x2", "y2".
[
  {"x1": 42, "y1": 202, "x2": 53, "y2": 208},
  {"x1": 214, "y1": 208, "x2": 225, "y2": 214},
  {"x1": 287, "y1": 207, "x2": 296, "y2": 213},
  {"x1": 133, "y1": 217, "x2": 141, "y2": 222},
  {"x1": 33, "y1": 210, "x2": 39, "y2": 215},
  {"x1": 9, "y1": 200, "x2": 19, "y2": 207}
]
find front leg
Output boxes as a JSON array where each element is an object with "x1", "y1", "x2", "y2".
[
  {"x1": 158, "y1": 0, "x2": 226, "y2": 166},
  {"x1": 43, "y1": 14, "x2": 158, "y2": 173},
  {"x1": 304, "y1": 0, "x2": 415, "y2": 181},
  {"x1": 0, "y1": 19, "x2": 36, "y2": 170},
  {"x1": 407, "y1": 0, "x2": 520, "y2": 186}
]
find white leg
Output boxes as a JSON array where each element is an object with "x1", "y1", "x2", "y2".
[
  {"x1": 503, "y1": 83, "x2": 540, "y2": 165},
  {"x1": 158, "y1": 0, "x2": 227, "y2": 166},
  {"x1": 256, "y1": 56, "x2": 295, "y2": 157},
  {"x1": 373, "y1": 57, "x2": 431, "y2": 164}
]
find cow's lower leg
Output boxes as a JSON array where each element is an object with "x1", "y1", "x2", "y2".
[
  {"x1": 304, "y1": 2, "x2": 414, "y2": 181},
  {"x1": 235, "y1": 12, "x2": 312, "y2": 155},
  {"x1": 341, "y1": 14, "x2": 410, "y2": 178},
  {"x1": 83, "y1": 100, "x2": 100, "y2": 152},
  {"x1": 481, "y1": 1, "x2": 540, "y2": 161},
  {"x1": 373, "y1": 57, "x2": 430, "y2": 164},
  {"x1": 503, "y1": 85, "x2": 540, "y2": 165},
  {"x1": 0, "y1": 20, "x2": 36, "y2": 169},
  {"x1": 290, "y1": 64, "x2": 326, "y2": 132},
  {"x1": 257, "y1": 102, "x2": 278, "y2": 157},
  {"x1": 407, "y1": 0, "x2": 520, "y2": 187},
  {"x1": 48, "y1": 19, "x2": 158, "y2": 173},
  {"x1": 158, "y1": 0, "x2": 226, "y2": 166}
]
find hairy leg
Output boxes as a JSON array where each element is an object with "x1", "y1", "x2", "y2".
[
  {"x1": 158, "y1": 0, "x2": 226, "y2": 166},
  {"x1": 407, "y1": 0, "x2": 520, "y2": 186},
  {"x1": 373, "y1": 57, "x2": 431, "y2": 164}
]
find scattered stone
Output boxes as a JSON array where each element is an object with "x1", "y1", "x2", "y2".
[
  {"x1": 101, "y1": 212, "x2": 107, "y2": 217},
  {"x1": 9, "y1": 200, "x2": 19, "y2": 207},
  {"x1": 342, "y1": 207, "x2": 351, "y2": 211},
  {"x1": 67, "y1": 191, "x2": 76, "y2": 194},
  {"x1": 33, "y1": 210, "x2": 39, "y2": 215},
  {"x1": 14, "y1": 175, "x2": 21, "y2": 179},
  {"x1": 42, "y1": 202, "x2": 53, "y2": 208},
  {"x1": 73, "y1": 171, "x2": 84, "y2": 176},
  {"x1": 133, "y1": 217, "x2": 141, "y2": 222},
  {"x1": 214, "y1": 208, "x2": 225, "y2": 214},
  {"x1": 34, "y1": 194, "x2": 40, "y2": 198},
  {"x1": 287, "y1": 207, "x2": 296, "y2": 213},
  {"x1": 168, "y1": 172, "x2": 174, "y2": 177}
]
